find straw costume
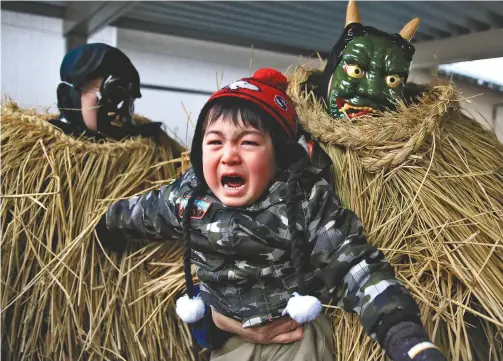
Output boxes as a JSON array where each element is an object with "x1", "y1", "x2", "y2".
[
  {"x1": 1, "y1": 44, "x2": 188, "y2": 361},
  {"x1": 285, "y1": 2, "x2": 503, "y2": 360}
]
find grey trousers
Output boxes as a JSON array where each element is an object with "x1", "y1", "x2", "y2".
[{"x1": 210, "y1": 314, "x2": 335, "y2": 361}]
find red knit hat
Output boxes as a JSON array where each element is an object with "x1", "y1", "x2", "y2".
[{"x1": 190, "y1": 68, "x2": 299, "y2": 181}]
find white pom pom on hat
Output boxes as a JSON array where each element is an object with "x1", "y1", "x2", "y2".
[
  {"x1": 281, "y1": 292, "x2": 322, "y2": 323},
  {"x1": 176, "y1": 294, "x2": 206, "y2": 323}
]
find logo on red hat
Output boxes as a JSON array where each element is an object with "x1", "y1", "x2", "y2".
[
  {"x1": 225, "y1": 80, "x2": 260, "y2": 91},
  {"x1": 274, "y1": 95, "x2": 288, "y2": 111}
]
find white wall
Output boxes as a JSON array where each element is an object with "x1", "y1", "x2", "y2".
[
  {"x1": 1, "y1": 11, "x2": 115, "y2": 113},
  {"x1": 1, "y1": 11, "x2": 65, "y2": 111}
]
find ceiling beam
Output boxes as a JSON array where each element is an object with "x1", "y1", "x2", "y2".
[
  {"x1": 64, "y1": 1, "x2": 137, "y2": 49},
  {"x1": 112, "y1": 17, "x2": 327, "y2": 58},
  {"x1": 1, "y1": 1, "x2": 65, "y2": 19},
  {"x1": 412, "y1": 27, "x2": 503, "y2": 68}
]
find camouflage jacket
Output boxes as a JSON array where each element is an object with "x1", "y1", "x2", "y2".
[{"x1": 104, "y1": 137, "x2": 420, "y2": 338}]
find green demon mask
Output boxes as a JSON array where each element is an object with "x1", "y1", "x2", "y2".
[{"x1": 323, "y1": 1, "x2": 420, "y2": 119}]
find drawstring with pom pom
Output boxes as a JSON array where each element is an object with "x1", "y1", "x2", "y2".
[
  {"x1": 176, "y1": 186, "x2": 207, "y2": 323},
  {"x1": 281, "y1": 148, "x2": 323, "y2": 323}
]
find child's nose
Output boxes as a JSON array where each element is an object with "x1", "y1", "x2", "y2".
[{"x1": 221, "y1": 146, "x2": 241, "y2": 165}]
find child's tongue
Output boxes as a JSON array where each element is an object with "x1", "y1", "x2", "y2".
[{"x1": 222, "y1": 175, "x2": 245, "y2": 188}]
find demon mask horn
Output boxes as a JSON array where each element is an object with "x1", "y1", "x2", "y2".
[
  {"x1": 344, "y1": 1, "x2": 420, "y2": 42},
  {"x1": 345, "y1": 0, "x2": 361, "y2": 26},
  {"x1": 399, "y1": 17, "x2": 421, "y2": 41}
]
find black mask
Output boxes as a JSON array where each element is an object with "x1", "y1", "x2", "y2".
[
  {"x1": 96, "y1": 75, "x2": 136, "y2": 131},
  {"x1": 59, "y1": 75, "x2": 136, "y2": 137}
]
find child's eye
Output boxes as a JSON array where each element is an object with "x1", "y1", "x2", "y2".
[
  {"x1": 242, "y1": 140, "x2": 259, "y2": 146},
  {"x1": 207, "y1": 140, "x2": 222, "y2": 145}
]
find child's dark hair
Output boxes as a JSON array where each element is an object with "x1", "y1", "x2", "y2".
[{"x1": 181, "y1": 83, "x2": 310, "y2": 307}]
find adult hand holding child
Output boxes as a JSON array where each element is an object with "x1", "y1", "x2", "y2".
[{"x1": 212, "y1": 309, "x2": 304, "y2": 344}]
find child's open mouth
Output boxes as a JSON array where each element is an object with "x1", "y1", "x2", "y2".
[{"x1": 221, "y1": 175, "x2": 246, "y2": 190}]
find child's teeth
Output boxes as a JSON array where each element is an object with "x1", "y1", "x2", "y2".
[{"x1": 224, "y1": 184, "x2": 243, "y2": 190}]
